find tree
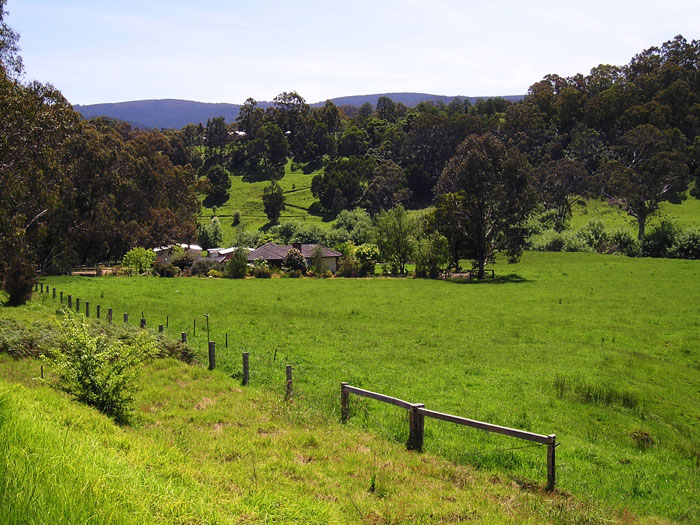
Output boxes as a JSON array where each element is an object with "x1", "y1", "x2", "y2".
[
  {"x1": 375, "y1": 205, "x2": 417, "y2": 275},
  {"x1": 311, "y1": 156, "x2": 376, "y2": 212},
  {"x1": 362, "y1": 160, "x2": 412, "y2": 215},
  {"x1": 600, "y1": 124, "x2": 690, "y2": 240},
  {"x1": 534, "y1": 158, "x2": 589, "y2": 231},
  {"x1": 224, "y1": 248, "x2": 249, "y2": 278},
  {"x1": 205, "y1": 116, "x2": 228, "y2": 161},
  {"x1": 282, "y1": 247, "x2": 307, "y2": 274},
  {"x1": 262, "y1": 181, "x2": 285, "y2": 224},
  {"x1": 435, "y1": 133, "x2": 535, "y2": 279},
  {"x1": 205, "y1": 165, "x2": 231, "y2": 202},
  {"x1": 122, "y1": 247, "x2": 156, "y2": 275},
  {"x1": 249, "y1": 122, "x2": 289, "y2": 178},
  {"x1": 414, "y1": 231, "x2": 449, "y2": 278}
]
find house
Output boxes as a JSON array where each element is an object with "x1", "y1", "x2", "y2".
[
  {"x1": 207, "y1": 247, "x2": 253, "y2": 264},
  {"x1": 247, "y1": 243, "x2": 342, "y2": 273},
  {"x1": 153, "y1": 243, "x2": 203, "y2": 264}
]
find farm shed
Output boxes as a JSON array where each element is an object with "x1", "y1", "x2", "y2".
[{"x1": 247, "y1": 243, "x2": 342, "y2": 273}]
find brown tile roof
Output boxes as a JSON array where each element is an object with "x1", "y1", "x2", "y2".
[{"x1": 247, "y1": 243, "x2": 341, "y2": 262}]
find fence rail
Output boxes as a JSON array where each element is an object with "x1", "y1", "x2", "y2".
[{"x1": 341, "y1": 382, "x2": 557, "y2": 491}]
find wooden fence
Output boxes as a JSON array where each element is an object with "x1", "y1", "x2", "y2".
[{"x1": 340, "y1": 382, "x2": 557, "y2": 491}]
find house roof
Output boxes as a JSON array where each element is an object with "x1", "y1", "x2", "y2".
[
  {"x1": 153, "y1": 243, "x2": 202, "y2": 253},
  {"x1": 247, "y1": 243, "x2": 341, "y2": 262}
]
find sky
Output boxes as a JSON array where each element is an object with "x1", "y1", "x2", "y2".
[{"x1": 5, "y1": 0, "x2": 700, "y2": 106}]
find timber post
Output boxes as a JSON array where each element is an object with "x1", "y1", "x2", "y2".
[
  {"x1": 208, "y1": 341, "x2": 216, "y2": 370},
  {"x1": 285, "y1": 365, "x2": 293, "y2": 400},
  {"x1": 407, "y1": 403, "x2": 426, "y2": 452},
  {"x1": 242, "y1": 352, "x2": 249, "y2": 385},
  {"x1": 547, "y1": 434, "x2": 556, "y2": 491},
  {"x1": 340, "y1": 382, "x2": 349, "y2": 423}
]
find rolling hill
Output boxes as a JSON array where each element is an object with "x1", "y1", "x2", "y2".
[{"x1": 73, "y1": 93, "x2": 524, "y2": 130}]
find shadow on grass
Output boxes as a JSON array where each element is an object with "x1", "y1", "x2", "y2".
[
  {"x1": 445, "y1": 273, "x2": 531, "y2": 285},
  {"x1": 307, "y1": 202, "x2": 336, "y2": 222}
]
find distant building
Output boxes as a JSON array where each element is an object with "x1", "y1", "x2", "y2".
[
  {"x1": 153, "y1": 243, "x2": 202, "y2": 264},
  {"x1": 247, "y1": 243, "x2": 342, "y2": 273}
]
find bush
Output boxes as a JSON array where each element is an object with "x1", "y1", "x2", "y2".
[
  {"x1": 207, "y1": 269, "x2": 223, "y2": 278},
  {"x1": 529, "y1": 229, "x2": 565, "y2": 252},
  {"x1": 122, "y1": 247, "x2": 155, "y2": 274},
  {"x1": 171, "y1": 250, "x2": 196, "y2": 271},
  {"x1": 45, "y1": 310, "x2": 158, "y2": 424},
  {"x1": 282, "y1": 269, "x2": 303, "y2": 278},
  {"x1": 232, "y1": 210, "x2": 241, "y2": 226},
  {"x1": 355, "y1": 243, "x2": 379, "y2": 277},
  {"x1": 153, "y1": 262, "x2": 179, "y2": 277},
  {"x1": 669, "y1": 228, "x2": 700, "y2": 259},
  {"x1": 577, "y1": 219, "x2": 608, "y2": 252},
  {"x1": 414, "y1": 233, "x2": 449, "y2": 278},
  {"x1": 642, "y1": 220, "x2": 679, "y2": 258},
  {"x1": 251, "y1": 257, "x2": 272, "y2": 278},
  {"x1": 607, "y1": 228, "x2": 640, "y2": 257},
  {"x1": 224, "y1": 248, "x2": 249, "y2": 278},
  {"x1": 282, "y1": 248, "x2": 307, "y2": 274},
  {"x1": 2, "y1": 256, "x2": 35, "y2": 306},
  {"x1": 191, "y1": 259, "x2": 220, "y2": 276},
  {"x1": 562, "y1": 230, "x2": 592, "y2": 252}
]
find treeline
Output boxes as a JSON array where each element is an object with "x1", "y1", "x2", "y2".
[
  {"x1": 0, "y1": 2, "x2": 200, "y2": 304},
  {"x1": 175, "y1": 35, "x2": 699, "y2": 241}
]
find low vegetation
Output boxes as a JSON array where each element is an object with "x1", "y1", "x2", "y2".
[{"x1": 24, "y1": 252, "x2": 700, "y2": 521}]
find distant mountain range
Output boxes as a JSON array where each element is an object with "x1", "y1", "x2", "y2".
[{"x1": 73, "y1": 92, "x2": 524, "y2": 130}]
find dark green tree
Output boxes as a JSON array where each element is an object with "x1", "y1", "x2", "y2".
[
  {"x1": 262, "y1": 181, "x2": 285, "y2": 224},
  {"x1": 436, "y1": 133, "x2": 536, "y2": 279}
]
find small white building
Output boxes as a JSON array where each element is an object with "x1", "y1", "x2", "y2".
[{"x1": 153, "y1": 243, "x2": 203, "y2": 264}]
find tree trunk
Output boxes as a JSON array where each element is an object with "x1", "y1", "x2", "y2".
[{"x1": 637, "y1": 214, "x2": 647, "y2": 242}]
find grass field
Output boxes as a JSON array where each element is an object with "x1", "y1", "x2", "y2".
[
  {"x1": 31, "y1": 251, "x2": 700, "y2": 521},
  {"x1": 200, "y1": 161, "x2": 326, "y2": 242}
]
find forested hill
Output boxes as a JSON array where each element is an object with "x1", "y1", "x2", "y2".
[{"x1": 73, "y1": 93, "x2": 524, "y2": 129}]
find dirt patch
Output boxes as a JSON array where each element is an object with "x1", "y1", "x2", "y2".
[{"x1": 195, "y1": 397, "x2": 215, "y2": 410}]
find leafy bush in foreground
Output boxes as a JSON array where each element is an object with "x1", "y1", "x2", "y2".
[{"x1": 45, "y1": 310, "x2": 158, "y2": 424}]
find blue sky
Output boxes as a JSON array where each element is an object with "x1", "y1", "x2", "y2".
[{"x1": 5, "y1": 0, "x2": 700, "y2": 105}]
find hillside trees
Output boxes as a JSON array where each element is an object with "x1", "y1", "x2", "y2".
[
  {"x1": 600, "y1": 124, "x2": 690, "y2": 240},
  {"x1": 436, "y1": 134, "x2": 536, "y2": 278}
]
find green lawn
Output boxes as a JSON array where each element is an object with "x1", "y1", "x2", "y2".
[{"x1": 34, "y1": 251, "x2": 700, "y2": 521}]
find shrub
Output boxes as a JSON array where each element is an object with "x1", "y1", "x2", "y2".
[
  {"x1": 191, "y1": 259, "x2": 220, "y2": 276},
  {"x1": 669, "y1": 228, "x2": 700, "y2": 259},
  {"x1": 122, "y1": 247, "x2": 155, "y2": 275},
  {"x1": 607, "y1": 228, "x2": 640, "y2": 257},
  {"x1": 251, "y1": 257, "x2": 272, "y2": 278},
  {"x1": 207, "y1": 269, "x2": 223, "y2": 278},
  {"x1": 282, "y1": 269, "x2": 303, "y2": 278},
  {"x1": 45, "y1": 310, "x2": 158, "y2": 424},
  {"x1": 562, "y1": 230, "x2": 592, "y2": 252},
  {"x1": 171, "y1": 250, "x2": 196, "y2": 271},
  {"x1": 642, "y1": 220, "x2": 679, "y2": 258},
  {"x1": 232, "y1": 210, "x2": 241, "y2": 226},
  {"x1": 308, "y1": 244, "x2": 327, "y2": 274},
  {"x1": 282, "y1": 248, "x2": 307, "y2": 274},
  {"x1": 153, "y1": 262, "x2": 179, "y2": 277},
  {"x1": 2, "y1": 256, "x2": 35, "y2": 306},
  {"x1": 414, "y1": 233, "x2": 449, "y2": 278},
  {"x1": 224, "y1": 248, "x2": 249, "y2": 278},
  {"x1": 529, "y1": 229, "x2": 565, "y2": 252},
  {"x1": 355, "y1": 243, "x2": 379, "y2": 277},
  {"x1": 577, "y1": 219, "x2": 608, "y2": 252}
]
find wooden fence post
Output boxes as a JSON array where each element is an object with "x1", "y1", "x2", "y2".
[
  {"x1": 242, "y1": 352, "x2": 249, "y2": 385},
  {"x1": 60, "y1": 291, "x2": 63, "y2": 304},
  {"x1": 34, "y1": 282, "x2": 38, "y2": 292},
  {"x1": 68, "y1": 295, "x2": 72, "y2": 308},
  {"x1": 40, "y1": 283, "x2": 44, "y2": 294},
  {"x1": 85, "y1": 302, "x2": 90, "y2": 318},
  {"x1": 123, "y1": 313, "x2": 128, "y2": 324},
  {"x1": 76, "y1": 298, "x2": 80, "y2": 313},
  {"x1": 407, "y1": 403, "x2": 426, "y2": 452},
  {"x1": 193, "y1": 319, "x2": 196, "y2": 337},
  {"x1": 225, "y1": 332, "x2": 228, "y2": 348},
  {"x1": 208, "y1": 341, "x2": 216, "y2": 370},
  {"x1": 140, "y1": 318, "x2": 146, "y2": 329},
  {"x1": 52, "y1": 288, "x2": 56, "y2": 299},
  {"x1": 158, "y1": 324, "x2": 164, "y2": 333},
  {"x1": 181, "y1": 332, "x2": 187, "y2": 343},
  {"x1": 107, "y1": 308, "x2": 112, "y2": 323},
  {"x1": 285, "y1": 365, "x2": 293, "y2": 400},
  {"x1": 166, "y1": 315, "x2": 169, "y2": 328},
  {"x1": 96, "y1": 305, "x2": 101, "y2": 319},
  {"x1": 547, "y1": 434, "x2": 556, "y2": 491},
  {"x1": 340, "y1": 382, "x2": 349, "y2": 423}
]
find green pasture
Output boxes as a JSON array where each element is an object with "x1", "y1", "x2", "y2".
[
  {"x1": 570, "y1": 189, "x2": 700, "y2": 232},
  {"x1": 200, "y1": 161, "x2": 326, "y2": 241},
  {"x1": 35, "y1": 252, "x2": 700, "y2": 521}
]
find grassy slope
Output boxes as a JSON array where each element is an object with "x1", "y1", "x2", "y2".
[
  {"x1": 35, "y1": 252, "x2": 700, "y2": 521},
  {"x1": 0, "y1": 318, "x2": 611, "y2": 524},
  {"x1": 200, "y1": 161, "x2": 326, "y2": 243}
]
